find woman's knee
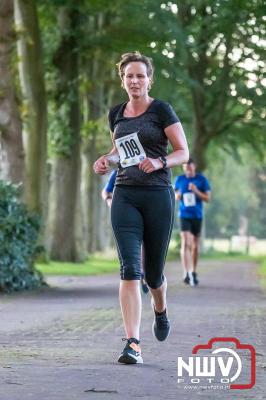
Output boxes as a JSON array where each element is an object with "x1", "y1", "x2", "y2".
[
  {"x1": 145, "y1": 274, "x2": 164, "y2": 290},
  {"x1": 120, "y1": 263, "x2": 141, "y2": 280}
]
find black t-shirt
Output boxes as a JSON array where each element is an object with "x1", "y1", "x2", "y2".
[{"x1": 108, "y1": 99, "x2": 180, "y2": 186}]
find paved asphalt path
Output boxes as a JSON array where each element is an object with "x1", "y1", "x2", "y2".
[{"x1": 0, "y1": 259, "x2": 265, "y2": 400}]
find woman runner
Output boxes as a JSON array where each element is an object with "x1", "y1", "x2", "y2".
[{"x1": 93, "y1": 51, "x2": 189, "y2": 364}]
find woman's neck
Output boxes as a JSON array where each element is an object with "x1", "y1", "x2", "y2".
[{"x1": 126, "y1": 96, "x2": 153, "y2": 116}]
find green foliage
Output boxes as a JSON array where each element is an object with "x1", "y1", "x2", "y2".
[
  {"x1": 148, "y1": 0, "x2": 266, "y2": 167},
  {"x1": 35, "y1": 0, "x2": 266, "y2": 247},
  {"x1": 0, "y1": 181, "x2": 45, "y2": 293},
  {"x1": 37, "y1": 0, "x2": 266, "y2": 162},
  {"x1": 205, "y1": 147, "x2": 266, "y2": 239},
  {"x1": 48, "y1": 97, "x2": 74, "y2": 157},
  {"x1": 81, "y1": 116, "x2": 111, "y2": 154}
]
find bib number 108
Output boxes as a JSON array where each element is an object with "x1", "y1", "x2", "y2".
[{"x1": 120, "y1": 139, "x2": 141, "y2": 159}]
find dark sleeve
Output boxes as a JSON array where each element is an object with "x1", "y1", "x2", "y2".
[
  {"x1": 108, "y1": 109, "x2": 115, "y2": 132},
  {"x1": 108, "y1": 104, "x2": 123, "y2": 132},
  {"x1": 158, "y1": 101, "x2": 180, "y2": 129}
]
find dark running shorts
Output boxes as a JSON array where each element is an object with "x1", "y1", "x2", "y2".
[
  {"x1": 111, "y1": 185, "x2": 175, "y2": 289},
  {"x1": 180, "y1": 218, "x2": 202, "y2": 237}
]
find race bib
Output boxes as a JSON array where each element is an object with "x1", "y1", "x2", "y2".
[
  {"x1": 183, "y1": 192, "x2": 196, "y2": 207},
  {"x1": 115, "y1": 131, "x2": 146, "y2": 168}
]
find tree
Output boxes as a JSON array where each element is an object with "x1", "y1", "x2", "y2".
[
  {"x1": 14, "y1": 0, "x2": 47, "y2": 216},
  {"x1": 47, "y1": 6, "x2": 84, "y2": 261},
  {"x1": 151, "y1": 0, "x2": 266, "y2": 170},
  {"x1": 33, "y1": 0, "x2": 265, "y2": 261},
  {"x1": 78, "y1": 0, "x2": 168, "y2": 252},
  {"x1": 0, "y1": 0, "x2": 24, "y2": 184},
  {"x1": 43, "y1": 0, "x2": 163, "y2": 256}
]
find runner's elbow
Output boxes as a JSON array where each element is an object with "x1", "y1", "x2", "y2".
[
  {"x1": 183, "y1": 149, "x2": 189, "y2": 163},
  {"x1": 177, "y1": 148, "x2": 189, "y2": 164}
]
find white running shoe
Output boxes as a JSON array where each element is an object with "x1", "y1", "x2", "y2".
[{"x1": 189, "y1": 271, "x2": 195, "y2": 287}]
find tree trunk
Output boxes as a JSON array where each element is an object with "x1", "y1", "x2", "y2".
[
  {"x1": 48, "y1": 156, "x2": 83, "y2": 261},
  {"x1": 191, "y1": 129, "x2": 209, "y2": 172},
  {"x1": 47, "y1": 7, "x2": 84, "y2": 261},
  {"x1": 0, "y1": 0, "x2": 24, "y2": 184},
  {"x1": 178, "y1": 4, "x2": 233, "y2": 173},
  {"x1": 81, "y1": 39, "x2": 114, "y2": 253},
  {"x1": 14, "y1": 0, "x2": 47, "y2": 213},
  {"x1": 83, "y1": 146, "x2": 112, "y2": 253}
]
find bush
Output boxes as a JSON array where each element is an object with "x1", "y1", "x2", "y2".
[{"x1": 0, "y1": 181, "x2": 45, "y2": 293}]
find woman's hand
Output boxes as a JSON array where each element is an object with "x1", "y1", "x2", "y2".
[
  {"x1": 93, "y1": 155, "x2": 109, "y2": 175},
  {"x1": 138, "y1": 158, "x2": 163, "y2": 174}
]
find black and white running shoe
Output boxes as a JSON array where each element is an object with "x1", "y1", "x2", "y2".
[
  {"x1": 192, "y1": 272, "x2": 199, "y2": 285},
  {"x1": 183, "y1": 272, "x2": 190, "y2": 285},
  {"x1": 189, "y1": 271, "x2": 199, "y2": 286},
  {"x1": 118, "y1": 338, "x2": 143, "y2": 364},
  {"x1": 152, "y1": 304, "x2": 170, "y2": 342}
]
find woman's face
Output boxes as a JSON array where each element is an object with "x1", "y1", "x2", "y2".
[{"x1": 122, "y1": 62, "x2": 151, "y2": 99}]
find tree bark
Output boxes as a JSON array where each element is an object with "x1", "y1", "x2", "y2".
[
  {"x1": 82, "y1": 38, "x2": 115, "y2": 252},
  {"x1": 191, "y1": 133, "x2": 209, "y2": 172},
  {"x1": 47, "y1": 7, "x2": 84, "y2": 261},
  {"x1": 14, "y1": 0, "x2": 47, "y2": 213},
  {"x1": 84, "y1": 145, "x2": 113, "y2": 253},
  {"x1": 0, "y1": 0, "x2": 24, "y2": 184}
]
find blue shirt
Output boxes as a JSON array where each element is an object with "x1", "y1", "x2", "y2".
[
  {"x1": 104, "y1": 170, "x2": 117, "y2": 193},
  {"x1": 174, "y1": 174, "x2": 211, "y2": 219}
]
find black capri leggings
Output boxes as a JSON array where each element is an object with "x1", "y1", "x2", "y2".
[{"x1": 111, "y1": 185, "x2": 175, "y2": 289}]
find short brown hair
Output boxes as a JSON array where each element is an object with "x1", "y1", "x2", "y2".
[{"x1": 117, "y1": 51, "x2": 154, "y2": 85}]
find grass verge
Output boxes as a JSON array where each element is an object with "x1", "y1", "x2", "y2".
[
  {"x1": 257, "y1": 256, "x2": 266, "y2": 288},
  {"x1": 36, "y1": 256, "x2": 118, "y2": 276},
  {"x1": 167, "y1": 248, "x2": 254, "y2": 262},
  {"x1": 36, "y1": 252, "x2": 266, "y2": 280}
]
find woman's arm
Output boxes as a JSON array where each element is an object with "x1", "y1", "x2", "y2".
[
  {"x1": 163, "y1": 122, "x2": 189, "y2": 167},
  {"x1": 138, "y1": 122, "x2": 189, "y2": 173},
  {"x1": 93, "y1": 131, "x2": 118, "y2": 175}
]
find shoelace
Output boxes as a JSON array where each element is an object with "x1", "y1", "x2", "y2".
[
  {"x1": 122, "y1": 338, "x2": 140, "y2": 345},
  {"x1": 156, "y1": 313, "x2": 169, "y2": 328}
]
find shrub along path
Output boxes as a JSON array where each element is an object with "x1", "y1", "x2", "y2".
[{"x1": 0, "y1": 259, "x2": 265, "y2": 400}]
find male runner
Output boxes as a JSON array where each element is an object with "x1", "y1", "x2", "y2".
[{"x1": 174, "y1": 158, "x2": 211, "y2": 287}]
